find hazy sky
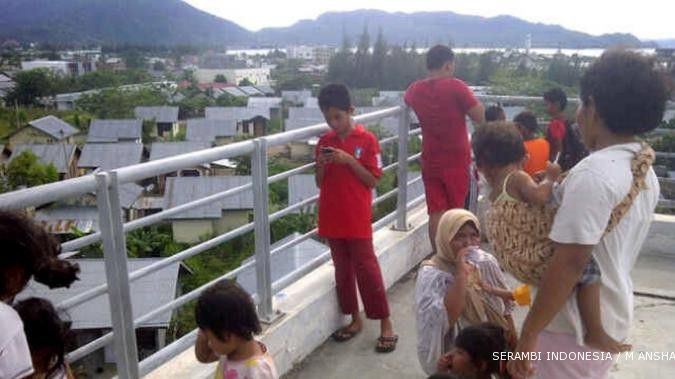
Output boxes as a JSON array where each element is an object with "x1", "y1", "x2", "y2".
[{"x1": 184, "y1": 0, "x2": 674, "y2": 40}]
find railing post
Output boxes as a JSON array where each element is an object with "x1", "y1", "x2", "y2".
[
  {"x1": 95, "y1": 172, "x2": 139, "y2": 378},
  {"x1": 251, "y1": 138, "x2": 278, "y2": 322},
  {"x1": 393, "y1": 106, "x2": 412, "y2": 231}
]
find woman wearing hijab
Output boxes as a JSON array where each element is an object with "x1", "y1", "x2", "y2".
[{"x1": 415, "y1": 209, "x2": 517, "y2": 375}]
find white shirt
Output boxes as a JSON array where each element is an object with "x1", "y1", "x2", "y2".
[
  {"x1": 546, "y1": 143, "x2": 659, "y2": 344},
  {"x1": 0, "y1": 302, "x2": 34, "y2": 379}
]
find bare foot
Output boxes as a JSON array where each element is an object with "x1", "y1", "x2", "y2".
[{"x1": 585, "y1": 331, "x2": 632, "y2": 353}]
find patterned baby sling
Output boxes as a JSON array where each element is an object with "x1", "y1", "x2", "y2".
[{"x1": 486, "y1": 143, "x2": 655, "y2": 285}]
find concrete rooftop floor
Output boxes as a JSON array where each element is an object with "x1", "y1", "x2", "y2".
[{"x1": 283, "y1": 252, "x2": 675, "y2": 379}]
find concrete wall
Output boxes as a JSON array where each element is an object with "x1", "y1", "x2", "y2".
[
  {"x1": 145, "y1": 205, "x2": 432, "y2": 378},
  {"x1": 214, "y1": 210, "x2": 250, "y2": 234},
  {"x1": 9, "y1": 127, "x2": 55, "y2": 146},
  {"x1": 171, "y1": 219, "x2": 214, "y2": 243}
]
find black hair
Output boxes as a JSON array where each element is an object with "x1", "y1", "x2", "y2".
[
  {"x1": 543, "y1": 88, "x2": 568, "y2": 111},
  {"x1": 455, "y1": 323, "x2": 508, "y2": 376},
  {"x1": 318, "y1": 83, "x2": 352, "y2": 112},
  {"x1": 15, "y1": 297, "x2": 72, "y2": 378},
  {"x1": 513, "y1": 111, "x2": 539, "y2": 134},
  {"x1": 427, "y1": 374, "x2": 461, "y2": 379},
  {"x1": 580, "y1": 50, "x2": 669, "y2": 135},
  {"x1": 485, "y1": 105, "x2": 505, "y2": 122},
  {"x1": 426, "y1": 45, "x2": 455, "y2": 70},
  {"x1": 0, "y1": 210, "x2": 80, "y2": 298},
  {"x1": 195, "y1": 280, "x2": 261, "y2": 341},
  {"x1": 472, "y1": 122, "x2": 526, "y2": 168}
]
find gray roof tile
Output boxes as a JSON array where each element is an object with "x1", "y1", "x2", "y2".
[
  {"x1": 163, "y1": 176, "x2": 254, "y2": 219},
  {"x1": 28, "y1": 116, "x2": 79, "y2": 139},
  {"x1": 134, "y1": 106, "x2": 179, "y2": 123},
  {"x1": 205, "y1": 107, "x2": 270, "y2": 121},
  {"x1": 186, "y1": 118, "x2": 238, "y2": 142},
  {"x1": 9, "y1": 144, "x2": 76, "y2": 173},
  {"x1": 87, "y1": 119, "x2": 142, "y2": 142},
  {"x1": 150, "y1": 141, "x2": 212, "y2": 162},
  {"x1": 78, "y1": 143, "x2": 143, "y2": 170}
]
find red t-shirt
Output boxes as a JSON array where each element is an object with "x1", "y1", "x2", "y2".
[
  {"x1": 546, "y1": 118, "x2": 567, "y2": 143},
  {"x1": 404, "y1": 77, "x2": 478, "y2": 174},
  {"x1": 316, "y1": 124, "x2": 383, "y2": 239}
]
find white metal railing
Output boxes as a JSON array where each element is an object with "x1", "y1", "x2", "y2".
[{"x1": 0, "y1": 106, "x2": 423, "y2": 378}]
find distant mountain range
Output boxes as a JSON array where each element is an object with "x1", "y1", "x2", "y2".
[{"x1": 0, "y1": 0, "x2": 654, "y2": 48}]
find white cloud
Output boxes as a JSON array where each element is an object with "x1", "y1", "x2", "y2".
[{"x1": 184, "y1": 0, "x2": 674, "y2": 40}]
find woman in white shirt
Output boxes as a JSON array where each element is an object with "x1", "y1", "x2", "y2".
[{"x1": 415, "y1": 209, "x2": 516, "y2": 375}]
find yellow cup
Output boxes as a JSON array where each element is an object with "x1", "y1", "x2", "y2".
[{"x1": 513, "y1": 284, "x2": 531, "y2": 306}]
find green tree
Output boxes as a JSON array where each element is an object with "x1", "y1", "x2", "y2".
[
  {"x1": 6, "y1": 69, "x2": 56, "y2": 106},
  {"x1": 153, "y1": 60, "x2": 166, "y2": 72},
  {"x1": 354, "y1": 26, "x2": 371, "y2": 86},
  {"x1": 2, "y1": 151, "x2": 58, "y2": 191},
  {"x1": 214, "y1": 74, "x2": 228, "y2": 83},
  {"x1": 121, "y1": 49, "x2": 146, "y2": 69},
  {"x1": 371, "y1": 28, "x2": 387, "y2": 88},
  {"x1": 238, "y1": 78, "x2": 254, "y2": 86},
  {"x1": 75, "y1": 88, "x2": 167, "y2": 118}
]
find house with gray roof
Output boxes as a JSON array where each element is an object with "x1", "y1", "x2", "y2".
[
  {"x1": 236, "y1": 233, "x2": 328, "y2": 296},
  {"x1": 134, "y1": 106, "x2": 179, "y2": 138},
  {"x1": 238, "y1": 86, "x2": 264, "y2": 96},
  {"x1": 248, "y1": 96, "x2": 282, "y2": 109},
  {"x1": 59, "y1": 182, "x2": 144, "y2": 222},
  {"x1": 78, "y1": 143, "x2": 144, "y2": 174},
  {"x1": 87, "y1": 119, "x2": 142, "y2": 143},
  {"x1": 5, "y1": 143, "x2": 78, "y2": 179},
  {"x1": 205, "y1": 107, "x2": 271, "y2": 137},
  {"x1": 18, "y1": 258, "x2": 184, "y2": 368},
  {"x1": 34, "y1": 206, "x2": 99, "y2": 234},
  {"x1": 150, "y1": 141, "x2": 212, "y2": 192},
  {"x1": 282, "y1": 90, "x2": 311, "y2": 106},
  {"x1": 163, "y1": 176, "x2": 254, "y2": 242},
  {"x1": 186, "y1": 118, "x2": 239, "y2": 145},
  {"x1": 304, "y1": 97, "x2": 319, "y2": 108},
  {"x1": 253, "y1": 84, "x2": 275, "y2": 96},
  {"x1": 8, "y1": 116, "x2": 79, "y2": 146}
]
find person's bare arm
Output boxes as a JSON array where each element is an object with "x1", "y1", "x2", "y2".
[
  {"x1": 467, "y1": 103, "x2": 486, "y2": 125},
  {"x1": 195, "y1": 330, "x2": 218, "y2": 363},
  {"x1": 511, "y1": 163, "x2": 561, "y2": 206},
  {"x1": 508, "y1": 243, "x2": 593, "y2": 378}
]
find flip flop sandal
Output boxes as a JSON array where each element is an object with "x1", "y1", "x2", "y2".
[
  {"x1": 375, "y1": 334, "x2": 399, "y2": 353},
  {"x1": 331, "y1": 328, "x2": 360, "y2": 342}
]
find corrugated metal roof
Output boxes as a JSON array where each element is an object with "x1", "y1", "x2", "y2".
[
  {"x1": 133, "y1": 196, "x2": 164, "y2": 210},
  {"x1": 247, "y1": 97, "x2": 282, "y2": 108},
  {"x1": 17, "y1": 258, "x2": 181, "y2": 329},
  {"x1": 205, "y1": 107, "x2": 270, "y2": 121},
  {"x1": 284, "y1": 117, "x2": 326, "y2": 131},
  {"x1": 186, "y1": 118, "x2": 238, "y2": 142},
  {"x1": 9, "y1": 144, "x2": 76, "y2": 173},
  {"x1": 28, "y1": 116, "x2": 79, "y2": 139},
  {"x1": 163, "y1": 176, "x2": 254, "y2": 219},
  {"x1": 281, "y1": 90, "x2": 311, "y2": 104},
  {"x1": 222, "y1": 87, "x2": 248, "y2": 97},
  {"x1": 238, "y1": 86, "x2": 264, "y2": 96},
  {"x1": 87, "y1": 119, "x2": 142, "y2": 142},
  {"x1": 288, "y1": 107, "x2": 323, "y2": 120},
  {"x1": 34, "y1": 206, "x2": 99, "y2": 234},
  {"x1": 236, "y1": 232, "x2": 328, "y2": 295},
  {"x1": 254, "y1": 84, "x2": 275, "y2": 95},
  {"x1": 150, "y1": 141, "x2": 212, "y2": 162},
  {"x1": 118, "y1": 183, "x2": 144, "y2": 209},
  {"x1": 78, "y1": 143, "x2": 143, "y2": 170},
  {"x1": 288, "y1": 175, "x2": 318, "y2": 208},
  {"x1": 134, "y1": 106, "x2": 179, "y2": 123}
]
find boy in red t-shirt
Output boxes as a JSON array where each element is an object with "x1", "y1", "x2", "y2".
[
  {"x1": 404, "y1": 45, "x2": 485, "y2": 253},
  {"x1": 315, "y1": 84, "x2": 397, "y2": 353},
  {"x1": 543, "y1": 88, "x2": 568, "y2": 162}
]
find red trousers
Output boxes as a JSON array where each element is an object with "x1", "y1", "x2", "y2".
[{"x1": 328, "y1": 238, "x2": 390, "y2": 319}]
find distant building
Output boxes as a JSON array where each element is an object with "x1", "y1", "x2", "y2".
[
  {"x1": 195, "y1": 67, "x2": 271, "y2": 85},
  {"x1": 87, "y1": 119, "x2": 143, "y2": 143},
  {"x1": 17, "y1": 258, "x2": 184, "y2": 373},
  {"x1": 282, "y1": 90, "x2": 312, "y2": 106},
  {"x1": 78, "y1": 143, "x2": 144, "y2": 175},
  {"x1": 8, "y1": 116, "x2": 79, "y2": 146},
  {"x1": 205, "y1": 107, "x2": 271, "y2": 137},
  {"x1": 149, "y1": 141, "x2": 212, "y2": 193},
  {"x1": 0, "y1": 73, "x2": 15, "y2": 101},
  {"x1": 186, "y1": 118, "x2": 239, "y2": 145},
  {"x1": 287, "y1": 46, "x2": 335, "y2": 65},
  {"x1": 21, "y1": 60, "x2": 96, "y2": 76},
  {"x1": 163, "y1": 176, "x2": 254, "y2": 243},
  {"x1": 4, "y1": 143, "x2": 79, "y2": 179},
  {"x1": 134, "y1": 106, "x2": 180, "y2": 138}
]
